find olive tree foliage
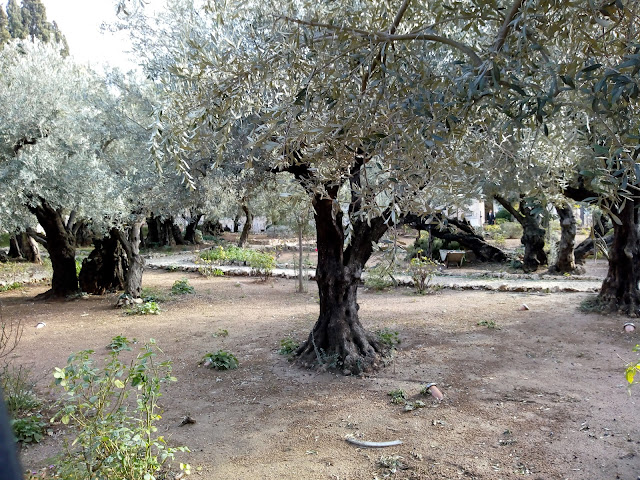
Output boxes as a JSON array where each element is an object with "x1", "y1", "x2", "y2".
[
  {"x1": 0, "y1": 41, "x2": 129, "y2": 296},
  {"x1": 131, "y1": 0, "x2": 531, "y2": 373}
]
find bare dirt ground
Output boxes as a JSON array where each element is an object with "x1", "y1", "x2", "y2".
[{"x1": 3, "y1": 267, "x2": 639, "y2": 480}]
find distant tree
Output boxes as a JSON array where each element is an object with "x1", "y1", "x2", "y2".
[
  {"x1": 0, "y1": 8, "x2": 10, "y2": 46},
  {"x1": 21, "y1": 0, "x2": 50, "y2": 42},
  {"x1": 6, "y1": 0, "x2": 25, "y2": 39}
]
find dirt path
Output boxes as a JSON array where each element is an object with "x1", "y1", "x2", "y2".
[{"x1": 4, "y1": 268, "x2": 639, "y2": 479}]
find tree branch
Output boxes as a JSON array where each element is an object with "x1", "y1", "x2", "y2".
[
  {"x1": 493, "y1": 195, "x2": 524, "y2": 222},
  {"x1": 491, "y1": 0, "x2": 525, "y2": 53},
  {"x1": 279, "y1": 15, "x2": 483, "y2": 67},
  {"x1": 25, "y1": 228, "x2": 47, "y2": 248}
]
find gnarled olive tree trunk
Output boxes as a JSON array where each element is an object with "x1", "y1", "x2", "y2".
[
  {"x1": 146, "y1": 214, "x2": 185, "y2": 247},
  {"x1": 237, "y1": 205, "x2": 252, "y2": 247},
  {"x1": 114, "y1": 219, "x2": 145, "y2": 298},
  {"x1": 184, "y1": 213, "x2": 203, "y2": 244},
  {"x1": 295, "y1": 189, "x2": 387, "y2": 375},
  {"x1": 79, "y1": 231, "x2": 127, "y2": 294},
  {"x1": 549, "y1": 201, "x2": 577, "y2": 273},
  {"x1": 494, "y1": 195, "x2": 547, "y2": 272},
  {"x1": 28, "y1": 200, "x2": 78, "y2": 297},
  {"x1": 597, "y1": 200, "x2": 640, "y2": 315}
]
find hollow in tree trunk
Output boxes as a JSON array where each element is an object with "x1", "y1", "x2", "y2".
[
  {"x1": 237, "y1": 205, "x2": 252, "y2": 247},
  {"x1": 79, "y1": 231, "x2": 127, "y2": 294},
  {"x1": 597, "y1": 200, "x2": 640, "y2": 315},
  {"x1": 28, "y1": 200, "x2": 78, "y2": 297},
  {"x1": 494, "y1": 195, "x2": 547, "y2": 272},
  {"x1": 549, "y1": 201, "x2": 577, "y2": 274},
  {"x1": 294, "y1": 189, "x2": 388, "y2": 375}
]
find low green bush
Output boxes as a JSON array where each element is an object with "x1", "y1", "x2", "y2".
[
  {"x1": 51, "y1": 339, "x2": 189, "y2": 480},
  {"x1": 202, "y1": 350, "x2": 239, "y2": 370},
  {"x1": 171, "y1": 278, "x2": 195, "y2": 295},
  {"x1": 499, "y1": 221, "x2": 523, "y2": 239}
]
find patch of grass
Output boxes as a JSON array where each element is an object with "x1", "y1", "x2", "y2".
[
  {"x1": 212, "y1": 329, "x2": 228, "y2": 338},
  {"x1": 171, "y1": 278, "x2": 195, "y2": 295},
  {"x1": 0, "y1": 282, "x2": 22, "y2": 292},
  {"x1": 278, "y1": 337, "x2": 299, "y2": 355},
  {"x1": 477, "y1": 319, "x2": 499, "y2": 329},
  {"x1": 125, "y1": 301, "x2": 161, "y2": 316},
  {"x1": 199, "y1": 246, "x2": 275, "y2": 280},
  {"x1": 201, "y1": 350, "x2": 239, "y2": 370},
  {"x1": 1, "y1": 365, "x2": 40, "y2": 414}
]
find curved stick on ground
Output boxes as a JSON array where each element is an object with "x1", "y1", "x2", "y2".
[{"x1": 345, "y1": 436, "x2": 403, "y2": 448}]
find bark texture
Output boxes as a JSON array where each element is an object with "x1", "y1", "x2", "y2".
[
  {"x1": 574, "y1": 234, "x2": 613, "y2": 264},
  {"x1": 18, "y1": 232, "x2": 41, "y2": 264},
  {"x1": 8, "y1": 235, "x2": 21, "y2": 258},
  {"x1": 549, "y1": 202, "x2": 577, "y2": 273},
  {"x1": 494, "y1": 195, "x2": 547, "y2": 272}
]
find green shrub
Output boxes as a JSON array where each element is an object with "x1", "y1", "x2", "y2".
[
  {"x1": 249, "y1": 251, "x2": 276, "y2": 281},
  {"x1": 125, "y1": 301, "x2": 161, "y2": 315},
  {"x1": 51, "y1": 339, "x2": 188, "y2": 480},
  {"x1": 11, "y1": 415, "x2": 46, "y2": 443},
  {"x1": 388, "y1": 389, "x2": 407, "y2": 404},
  {"x1": 278, "y1": 337, "x2": 299, "y2": 355},
  {"x1": 376, "y1": 328, "x2": 401, "y2": 349},
  {"x1": 171, "y1": 278, "x2": 195, "y2": 295},
  {"x1": 408, "y1": 254, "x2": 439, "y2": 294},
  {"x1": 495, "y1": 209, "x2": 513, "y2": 222},
  {"x1": 202, "y1": 350, "x2": 239, "y2": 370}
]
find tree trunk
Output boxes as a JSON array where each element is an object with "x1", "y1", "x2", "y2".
[
  {"x1": 79, "y1": 231, "x2": 127, "y2": 295},
  {"x1": 597, "y1": 200, "x2": 640, "y2": 315},
  {"x1": 8, "y1": 235, "x2": 21, "y2": 258},
  {"x1": 233, "y1": 212, "x2": 241, "y2": 233},
  {"x1": 549, "y1": 202, "x2": 576, "y2": 273},
  {"x1": 237, "y1": 205, "x2": 252, "y2": 247},
  {"x1": 494, "y1": 195, "x2": 547, "y2": 272},
  {"x1": 19, "y1": 232, "x2": 41, "y2": 264},
  {"x1": 114, "y1": 219, "x2": 145, "y2": 298},
  {"x1": 201, "y1": 218, "x2": 223, "y2": 236},
  {"x1": 403, "y1": 214, "x2": 507, "y2": 262},
  {"x1": 29, "y1": 200, "x2": 78, "y2": 297},
  {"x1": 184, "y1": 214, "x2": 203, "y2": 244},
  {"x1": 295, "y1": 193, "x2": 386, "y2": 374}
]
